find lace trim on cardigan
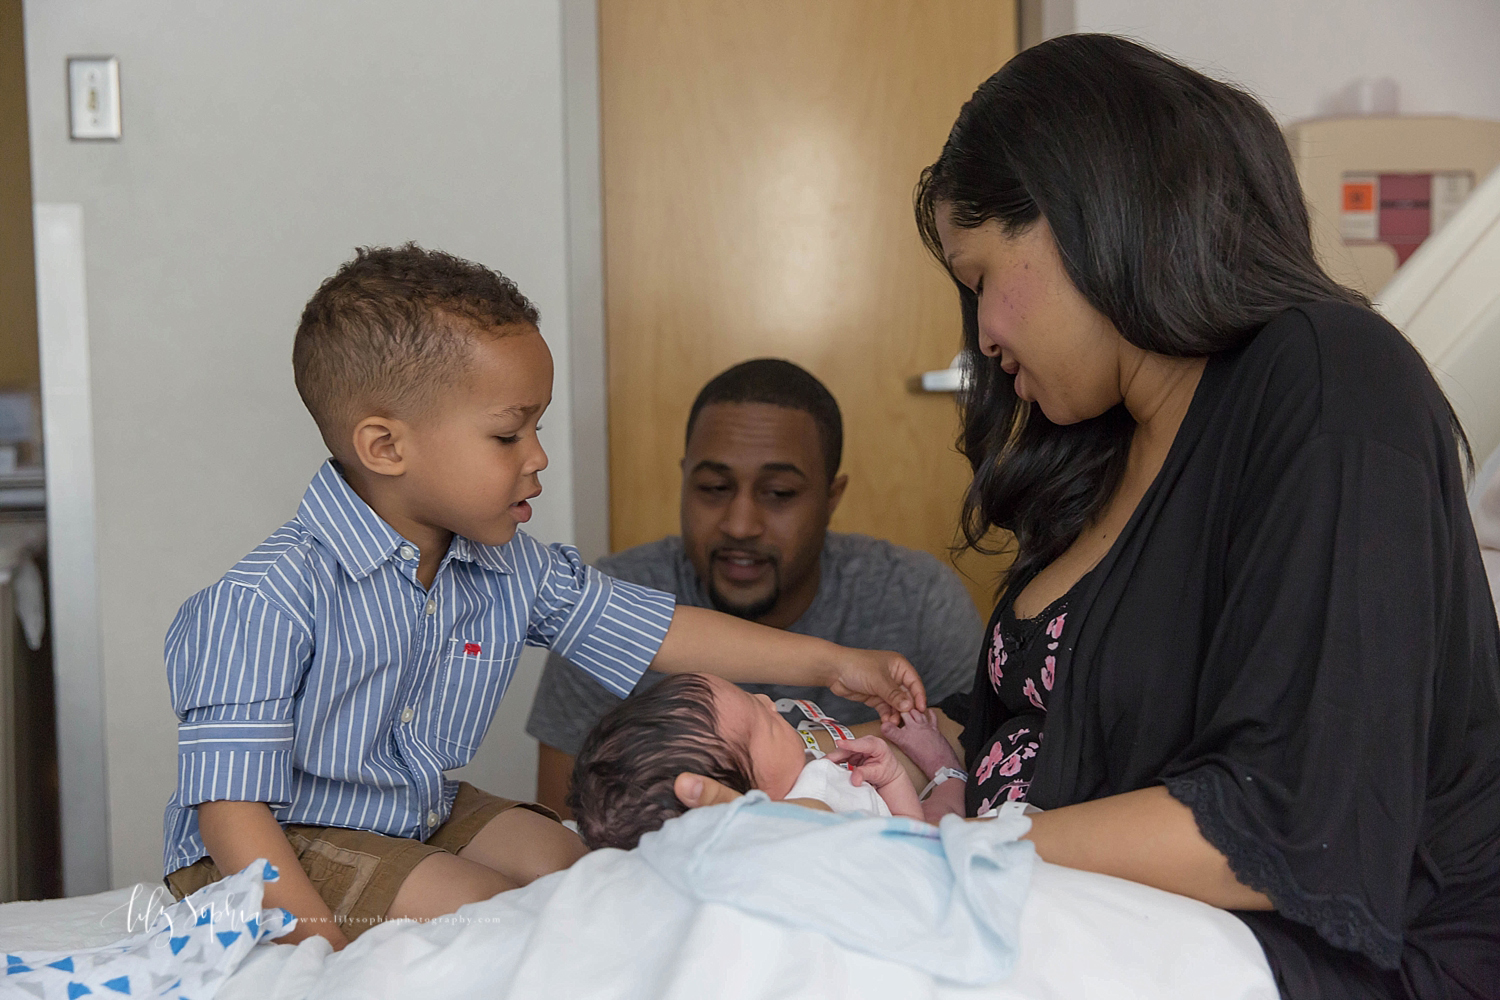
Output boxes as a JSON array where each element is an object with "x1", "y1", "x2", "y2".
[{"x1": 1164, "y1": 769, "x2": 1403, "y2": 970}]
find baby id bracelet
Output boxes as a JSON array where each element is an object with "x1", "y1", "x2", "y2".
[{"x1": 919, "y1": 766, "x2": 969, "y2": 801}]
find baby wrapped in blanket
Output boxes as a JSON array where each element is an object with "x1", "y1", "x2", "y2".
[{"x1": 570, "y1": 673, "x2": 924, "y2": 849}]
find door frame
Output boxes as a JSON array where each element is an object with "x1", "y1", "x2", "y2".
[
  {"x1": 561, "y1": 0, "x2": 611, "y2": 565},
  {"x1": 33, "y1": 203, "x2": 110, "y2": 896}
]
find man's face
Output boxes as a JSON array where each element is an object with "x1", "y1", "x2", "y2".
[{"x1": 680, "y1": 402, "x2": 846, "y2": 626}]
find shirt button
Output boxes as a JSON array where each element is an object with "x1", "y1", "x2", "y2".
[
  {"x1": 398, "y1": 544, "x2": 416, "y2": 561},
  {"x1": 426, "y1": 811, "x2": 439, "y2": 828},
  {"x1": 400, "y1": 707, "x2": 414, "y2": 724},
  {"x1": 424, "y1": 598, "x2": 437, "y2": 616}
]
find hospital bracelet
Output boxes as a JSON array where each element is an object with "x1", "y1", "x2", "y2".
[{"x1": 918, "y1": 766, "x2": 968, "y2": 801}]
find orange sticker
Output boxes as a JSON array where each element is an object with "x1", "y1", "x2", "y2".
[{"x1": 1343, "y1": 182, "x2": 1375, "y2": 213}]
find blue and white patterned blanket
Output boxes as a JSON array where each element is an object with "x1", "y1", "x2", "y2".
[{"x1": 4, "y1": 860, "x2": 292, "y2": 999}]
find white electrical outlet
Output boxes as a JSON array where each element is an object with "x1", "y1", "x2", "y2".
[{"x1": 68, "y1": 57, "x2": 122, "y2": 140}]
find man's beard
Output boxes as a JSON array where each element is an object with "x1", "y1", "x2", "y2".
[{"x1": 706, "y1": 555, "x2": 781, "y2": 621}]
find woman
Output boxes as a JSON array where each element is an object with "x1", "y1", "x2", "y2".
[{"x1": 680, "y1": 35, "x2": 1500, "y2": 1000}]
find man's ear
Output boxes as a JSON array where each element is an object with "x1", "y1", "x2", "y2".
[
  {"x1": 826, "y1": 472, "x2": 849, "y2": 516},
  {"x1": 350, "y1": 415, "x2": 410, "y2": 478}
]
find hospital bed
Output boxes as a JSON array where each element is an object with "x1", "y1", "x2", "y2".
[
  {"x1": 0, "y1": 813, "x2": 1277, "y2": 1000},
  {"x1": 1378, "y1": 163, "x2": 1500, "y2": 467}
]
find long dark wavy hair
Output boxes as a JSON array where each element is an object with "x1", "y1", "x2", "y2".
[{"x1": 915, "y1": 34, "x2": 1374, "y2": 585}]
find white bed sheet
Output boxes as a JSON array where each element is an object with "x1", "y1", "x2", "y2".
[{"x1": 0, "y1": 856, "x2": 1275, "y2": 1000}]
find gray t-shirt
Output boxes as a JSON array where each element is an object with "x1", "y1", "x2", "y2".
[{"x1": 526, "y1": 532, "x2": 982, "y2": 755}]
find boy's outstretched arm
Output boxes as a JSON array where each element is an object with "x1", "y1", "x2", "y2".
[
  {"x1": 651, "y1": 605, "x2": 926, "y2": 721},
  {"x1": 197, "y1": 800, "x2": 349, "y2": 951}
]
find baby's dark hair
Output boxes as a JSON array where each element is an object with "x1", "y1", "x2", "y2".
[
  {"x1": 292, "y1": 243, "x2": 539, "y2": 453},
  {"x1": 569, "y1": 674, "x2": 755, "y2": 850}
]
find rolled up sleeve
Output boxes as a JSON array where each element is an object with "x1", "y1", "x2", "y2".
[
  {"x1": 525, "y1": 541, "x2": 676, "y2": 698},
  {"x1": 165, "y1": 582, "x2": 311, "y2": 808}
]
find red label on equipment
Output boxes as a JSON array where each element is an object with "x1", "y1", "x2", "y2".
[
  {"x1": 464, "y1": 643, "x2": 482, "y2": 655},
  {"x1": 1342, "y1": 182, "x2": 1375, "y2": 213}
]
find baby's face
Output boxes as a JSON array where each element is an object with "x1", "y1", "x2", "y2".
[
  {"x1": 705, "y1": 674, "x2": 809, "y2": 800},
  {"x1": 396, "y1": 326, "x2": 553, "y2": 547}
]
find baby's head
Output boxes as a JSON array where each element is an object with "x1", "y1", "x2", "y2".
[
  {"x1": 570, "y1": 673, "x2": 810, "y2": 850},
  {"x1": 293, "y1": 244, "x2": 551, "y2": 546}
]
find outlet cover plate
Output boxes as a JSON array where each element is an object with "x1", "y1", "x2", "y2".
[{"x1": 68, "y1": 57, "x2": 121, "y2": 140}]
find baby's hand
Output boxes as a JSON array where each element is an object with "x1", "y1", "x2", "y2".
[
  {"x1": 826, "y1": 736, "x2": 924, "y2": 821},
  {"x1": 824, "y1": 735, "x2": 904, "y2": 790},
  {"x1": 881, "y1": 709, "x2": 962, "y2": 779}
]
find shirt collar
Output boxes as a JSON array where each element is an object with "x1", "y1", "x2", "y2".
[
  {"x1": 297, "y1": 461, "x2": 407, "y2": 580},
  {"x1": 298, "y1": 460, "x2": 514, "y2": 580},
  {"x1": 447, "y1": 533, "x2": 514, "y2": 575}
]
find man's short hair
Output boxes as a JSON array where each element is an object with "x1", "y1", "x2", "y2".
[
  {"x1": 292, "y1": 243, "x2": 539, "y2": 452},
  {"x1": 569, "y1": 674, "x2": 755, "y2": 851},
  {"x1": 684, "y1": 359, "x2": 843, "y2": 482}
]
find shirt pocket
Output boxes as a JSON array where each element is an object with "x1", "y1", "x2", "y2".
[{"x1": 428, "y1": 638, "x2": 522, "y2": 762}]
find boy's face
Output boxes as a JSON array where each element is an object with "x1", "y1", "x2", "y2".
[
  {"x1": 706, "y1": 674, "x2": 808, "y2": 800},
  {"x1": 397, "y1": 326, "x2": 553, "y2": 548}
]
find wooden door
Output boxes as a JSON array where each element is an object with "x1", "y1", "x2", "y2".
[{"x1": 600, "y1": 0, "x2": 1017, "y2": 610}]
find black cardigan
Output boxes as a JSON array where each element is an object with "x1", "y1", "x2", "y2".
[{"x1": 958, "y1": 303, "x2": 1500, "y2": 999}]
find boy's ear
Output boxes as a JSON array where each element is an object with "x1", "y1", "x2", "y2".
[{"x1": 350, "y1": 415, "x2": 410, "y2": 478}]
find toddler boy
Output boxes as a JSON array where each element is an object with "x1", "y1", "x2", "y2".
[
  {"x1": 161, "y1": 245, "x2": 923, "y2": 949},
  {"x1": 570, "y1": 672, "x2": 926, "y2": 850}
]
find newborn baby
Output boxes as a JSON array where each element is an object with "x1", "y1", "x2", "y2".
[{"x1": 569, "y1": 673, "x2": 924, "y2": 849}]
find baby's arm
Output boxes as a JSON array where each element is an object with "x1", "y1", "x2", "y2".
[
  {"x1": 198, "y1": 800, "x2": 348, "y2": 951},
  {"x1": 823, "y1": 736, "x2": 925, "y2": 821},
  {"x1": 882, "y1": 710, "x2": 967, "y2": 824}
]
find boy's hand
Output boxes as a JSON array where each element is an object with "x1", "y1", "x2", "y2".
[
  {"x1": 881, "y1": 709, "x2": 963, "y2": 779},
  {"x1": 826, "y1": 648, "x2": 927, "y2": 724},
  {"x1": 198, "y1": 800, "x2": 348, "y2": 952},
  {"x1": 278, "y1": 914, "x2": 351, "y2": 951}
]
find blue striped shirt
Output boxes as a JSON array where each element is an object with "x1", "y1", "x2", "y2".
[{"x1": 162, "y1": 460, "x2": 676, "y2": 874}]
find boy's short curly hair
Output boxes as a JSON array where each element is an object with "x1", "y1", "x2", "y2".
[
  {"x1": 568, "y1": 674, "x2": 755, "y2": 850},
  {"x1": 292, "y1": 243, "x2": 539, "y2": 453}
]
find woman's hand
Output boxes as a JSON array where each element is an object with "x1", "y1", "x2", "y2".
[
  {"x1": 674, "y1": 772, "x2": 745, "y2": 810},
  {"x1": 825, "y1": 648, "x2": 927, "y2": 723},
  {"x1": 881, "y1": 709, "x2": 962, "y2": 779},
  {"x1": 673, "y1": 772, "x2": 833, "y2": 813}
]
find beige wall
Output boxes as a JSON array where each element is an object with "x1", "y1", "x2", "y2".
[
  {"x1": 1068, "y1": 0, "x2": 1500, "y2": 125},
  {"x1": 25, "y1": 0, "x2": 584, "y2": 888},
  {"x1": 0, "y1": 0, "x2": 39, "y2": 391}
]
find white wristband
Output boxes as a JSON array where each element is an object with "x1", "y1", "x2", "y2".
[{"x1": 919, "y1": 766, "x2": 968, "y2": 800}]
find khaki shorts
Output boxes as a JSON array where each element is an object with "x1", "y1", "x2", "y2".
[{"x1": 165, "y1": 782, "x2": 559, "y2": 940}]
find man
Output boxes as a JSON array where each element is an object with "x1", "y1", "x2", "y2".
[{"x1": 527, "y1": 359, "x2": 981, "y2": 815}]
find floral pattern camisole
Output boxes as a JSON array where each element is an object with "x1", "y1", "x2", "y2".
[{"x1": 968, "y1": 571, "x2": 1091, "y2": 816}]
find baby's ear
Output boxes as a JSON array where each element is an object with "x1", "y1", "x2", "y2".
[{"x1": 350, "y1": 415, "x2": 408, "y2": 477}]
